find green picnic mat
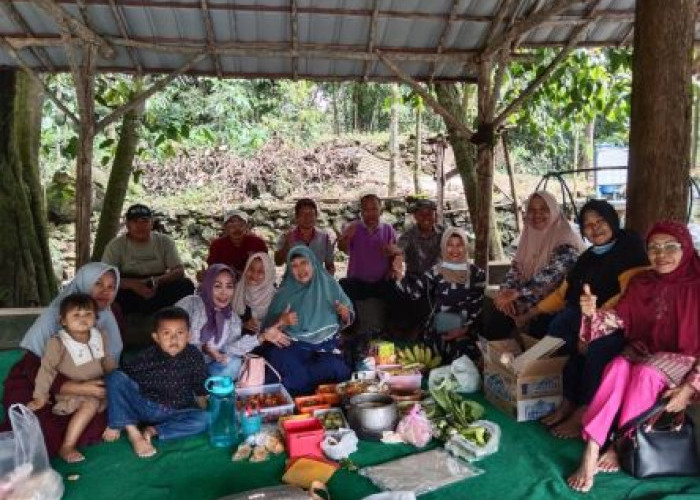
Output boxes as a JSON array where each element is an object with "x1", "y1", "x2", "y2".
[{"x1": 1, "y1": 350, "x2": 699, "y2": 499}]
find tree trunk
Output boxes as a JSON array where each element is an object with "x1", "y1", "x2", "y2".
[
  {"x1": 692, "y1": 83, "x2": 699, "y2": 169},
  {"x1": 414, "y1": 103, "x2": 422, "y2": 194},
  {"x1": 502, "y1": 132, "x2": 521, "y2": 233},
  {"x1": 572, "y1": 126, "x2": 579, "y2": 196},
  {"x1": 0, "y1": 70, "x2": 57, "y2": 306},
  {"x1": 581, "y1": 120, "x2": 594, "y2": 183},
  {"x1": 627, "y1": 0, "x2": 694, "y2": 235},
  {"x1": 332, "y1": 83, "x2": 340, "y2": 136},
  {"x1": 388, "y1": 84, "x2": 399, "y2": 197},
  {"x1": 353, "y1": 83, "x2": 360, "y2": 132},
  {"x1": 92, "y1": 102, "x2": 144, "y2": 261}
]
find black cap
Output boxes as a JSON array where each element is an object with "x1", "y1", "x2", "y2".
[
  {"x1": 411, "y1": 199, "x2": 437, "y2": 212},
  {"x1": 125, "y1": 204, "x2": 152, "y2": 220}
]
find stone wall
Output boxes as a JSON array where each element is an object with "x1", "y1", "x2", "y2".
[{"x1": 49, "y1": 197, "x2": 518, "y2": 282}]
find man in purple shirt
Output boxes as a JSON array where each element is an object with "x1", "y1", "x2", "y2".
[{"x1": 338, "y1": 194, "x2": 400, "y2": 301}]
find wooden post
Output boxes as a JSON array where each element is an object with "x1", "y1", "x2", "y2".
[
  {"x1": 502, "y1": 131, "x2": 521, "y2": 232},
  {"x1": 69, "y1": 43, "x2": 97, "y2": 268},
  {"x1": 388, "y1": 83, "x2": 399, "y2": 196},
  {"x1": 414, "y1": 101, "x2": 422, "y2": 194},
  {"x1": 626, "y1": 0, "x2": 694, "y2": 235},
  {"x1": 435, "y1": 135, "x2": 446, "y2": 225}
]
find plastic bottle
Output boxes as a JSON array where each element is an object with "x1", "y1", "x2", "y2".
[{"x1": 205, "y1": 376, "x2": 238, "y2": 448}]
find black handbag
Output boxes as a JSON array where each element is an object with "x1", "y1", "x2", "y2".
[{"x1": 612, "y1": 398, "x2": 700, "y2": 478}]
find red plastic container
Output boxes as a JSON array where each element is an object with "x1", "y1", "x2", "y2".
[{"x1": 282, "y1": 418, "x2": 325, "y2": 459}]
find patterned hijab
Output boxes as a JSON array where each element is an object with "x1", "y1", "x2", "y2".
[
  {"x1": 437, "y1": 227, "x2": 470, "y2": 285},
  {"x1": 264, "y1": 245, "x2": 353, "y2": 345},
  {"x1": 21, "y1": 262, "x2": 122, "y2": 360},
  {"x1": 232, "y1": 252, "x2": 276, "y2": 320},
  {"x1": 514, "y1": 191, "x2": 586, "y2": 281},
  {"x1": 198, "y1": 264, "x2": 235, "y2": 345}
]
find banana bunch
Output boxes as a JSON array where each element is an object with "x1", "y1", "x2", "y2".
[{"x1": 396, "y1": 344, "x2": 443, "y2": 370}]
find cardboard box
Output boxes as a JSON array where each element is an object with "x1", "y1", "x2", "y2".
[{"x1": 483, "y1": 337, "x2": 567, "y2": 422}]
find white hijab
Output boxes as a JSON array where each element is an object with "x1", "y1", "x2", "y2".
[
  {"x1": 232, "y1": 252, "x2": 276, "y2": 321},
  {"x1": 20, "y1": 262, "x2": 122, "y2": 360}
]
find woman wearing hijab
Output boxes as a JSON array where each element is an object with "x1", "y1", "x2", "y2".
[
  {"x1": 3, "y1": 262, "x2": 121, "y2": 456},
  {"x1": 232, "y1": 252, "x2": 277, "y2": 335},
  {"x1": 521, "y1": 199, "x2": 649, "y2": 438},
  {"x1": 262, "y1": 245, "x2": 354, "y2": 395},
  {"x1": 393, "y1": 227, "x2": 486, "y2": 362},
  {"x1": 487, "y1": 191, "x2": 586, "y2": 339},
  {"x1": 177, "y1": 264, "x2": 286, "y2": 378},
  {"x1": 568, "y1": 221, "x2": 700, "y2": 493}
]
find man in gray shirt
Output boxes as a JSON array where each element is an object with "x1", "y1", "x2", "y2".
[{"x1": 102, "y1": 204, "x2": 194, "y2": 315}]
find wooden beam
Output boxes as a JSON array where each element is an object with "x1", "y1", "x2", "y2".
[
  {"x1": 0, "y1": 3, "x2": 54, "y2": 71},
  {"x1": 481, "y1": 0, "x2": 581, "y2": 59},
  {"x1": 290, "y1": 0, "x2": 298, "y2": 80},
  {"x1": 0, "y1": 36, "x2": 78, "y2": 125},
  {"x1": 32, "y1": 0, "x2": 116, "y2": 59},
  {"x1": 96, "y1": 52, "x2": 207, "y2": 133},
  {"x1": 106, "y1": 0, "x2": 142, "y2": 73},
  {"x1": 618, "y1": 23, "x2": 634, "y2": 47},
  {"x1": 377, "y1": 51, "x2": 474, "y2": 139},
  {"x1": 483, "y1": 0, "x2": 516, "y2": 48},
  {"x1": 493, "y1": 20, "x2": 592, "y2": 129},
  {"x1": 362, "y1": 0, "x2": 381, "y2": 81},
  {"x1": 200, "y1": 0, "x2": 222, "y2": 78},
  {"x1": 429, "y1": 0, "x2": 462, "y2": 83}
]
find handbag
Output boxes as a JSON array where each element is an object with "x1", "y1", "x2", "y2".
[
  {"x1": 612, "y1": 398, "x2": 700, "y2": 478},
  {"x1": 237, "y1": 354, "x2": 281, "y2": 388}
]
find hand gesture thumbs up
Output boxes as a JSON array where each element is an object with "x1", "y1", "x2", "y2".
[{"x1": 580, "y1": 284, "x2": 597, "y2": 317}]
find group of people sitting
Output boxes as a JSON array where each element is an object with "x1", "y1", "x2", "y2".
[{"x1": 2, "y1": 191, "x2": 699, "y2": 495}]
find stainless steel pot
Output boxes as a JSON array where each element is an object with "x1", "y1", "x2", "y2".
[{"x1": 347, "y1": 393, "x2": 398, "y2": 441}]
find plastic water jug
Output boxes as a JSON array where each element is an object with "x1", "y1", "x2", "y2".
[{"x1": 205, "y1": 375, "x2": 238, "y2": 448}]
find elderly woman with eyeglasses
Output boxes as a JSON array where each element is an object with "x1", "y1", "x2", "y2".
[
  {"x1": 517, "y1": 200, "x2": 649, "y2": 438},
  {"x1": 567, "y1": 221, "x2": 700, "y2": 492}
]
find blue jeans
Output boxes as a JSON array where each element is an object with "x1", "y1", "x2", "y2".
[
  {"x1": 106, "y1": 371, "x2": 207, "y2": 440},
  {"x1": 208, "y1": 356, "x2": 242, "y2": 379}
]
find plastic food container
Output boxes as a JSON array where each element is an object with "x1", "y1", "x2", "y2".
[
  {"x1": 236, "y1": 383, "x2": 294, "y2": 423},
  {"x1": 283, "y1": 418, "x2": 325, "y2": 459},
  {"x1": 294, "y1": 395, "x2": 331, "y2": 415},
  {"x1": 316, "y1": 383, "x2": 338, "y2": 394},
  {"x1": 313, "y1": 408, "x2": 349, "y2": 433},
  {"x1": 377, "y1": 365, "x2": 423, "y2": 391}
]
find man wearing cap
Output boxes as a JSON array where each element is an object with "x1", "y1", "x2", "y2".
[
  {"x1": 398, "y1": 199, "x2": 443, "y2": 278},
  {"x1": 275, "y1": 198, "x2": 334, "y2": 274},
  {"x1": 102, "y1": 204, "x2": 194, "y2": 315},
  {"x1": 206, "y1": 210, "x2": 268, "y2": 275}
]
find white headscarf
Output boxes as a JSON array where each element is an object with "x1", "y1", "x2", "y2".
[
  {"x1": 232, "y1": 252, "x2": 276, "y2": 321},
  {"x1": 20, "y1": 262, "x2": 122, "y2": 360},
  {"x1": 437, "y1": 227, "x2": 471, "y2": 285}
]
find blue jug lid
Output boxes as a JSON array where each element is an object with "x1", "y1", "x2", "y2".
[{"x1": 205, "y1": 376, "x2": 235, "y2": 396}]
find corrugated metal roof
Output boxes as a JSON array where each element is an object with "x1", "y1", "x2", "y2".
[{"x1": 0, "y1": 0, "x2": 694, "y2": 82}]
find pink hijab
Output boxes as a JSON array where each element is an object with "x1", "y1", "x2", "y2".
[{"x1": 513, "y1": 191, "x2": 586, "y2": 281}]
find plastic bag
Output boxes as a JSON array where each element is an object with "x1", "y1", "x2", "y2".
[
  {"x1": 362, "y1": 493, "x2": 416, "y2": 500},
  {"x1": 220, "y1": 482, "x2": 328, "y2": 500},
  {"x1": 428, "y1": 355, "x2": 480, "y2": 394},
  {"x1": 444, "y1": 420, "x2": 501, "y2": 462},
  {"x1": 360, "y1": 449, "x2": 483, "y2": 495},
  {"x1": 395, "y1": 404, "x2": 431, "y2": 448},
  {"x1": 321, "y1": 429, "x2": 358, "y2": 461},
  {"x1": 0, "y1": 404, "x2": 64, "y2": 500}
]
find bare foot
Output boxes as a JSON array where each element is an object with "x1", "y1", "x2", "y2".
[
  {"x1": 541, "y1": 399, "x2": 574, "y2": 427},
  {"x1": 102, "y1": 427, "x2": 121, "y2": 442},
  {"x1": 552, "y1": 406, "x2": 586, "y2": 439},
  {"x1": 59, "y1": 446, "x2": 85, "y2": 463},
  {"x1": 567, "y1": 441, "x2": 599, "y2": 493},
  {"x1": 128, "y1": 432, "x2": 156, "y2": 458},
  {"x1": 597, "y1": 448, "x2": 620, "y2": 473}
]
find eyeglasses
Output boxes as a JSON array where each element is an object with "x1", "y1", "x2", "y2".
[
  {"x1": 583, "y1": 219, "x2": 607, "y2": 232},
  {"x1": 647, "y1": 242, "x2": 682, "y2": 255}
]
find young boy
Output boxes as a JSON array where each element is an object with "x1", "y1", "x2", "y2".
[{"x1": 104, "y1": 306, "x2": 208, "y2": 457}]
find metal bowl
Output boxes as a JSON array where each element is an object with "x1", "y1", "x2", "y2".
[{"x1": 346, "y1": 393, "x2": 398, "y2": 441}]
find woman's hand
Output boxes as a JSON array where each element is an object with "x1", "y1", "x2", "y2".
[
  {"x1": 260, "y1": 326, "x2": 291, "y2": 348},
  {"x1": 580, "y1": 284, "x2": 597, "y2": 317},
  {"x1": 494, "y1": 289, "x2": 519, "y2": 316},
  {"x1": 335, "y1": 301, "x2": 352, "y2": 324},
  {"x1": 278, "y1": 305, "x2": 298, "y2": 327},
  {"x1": 27, "y1": 398, "x2": 48, "y2": 411},
  {"x1": 390, "y1": 254, "x2": 404, "y2": 281},
  {"x1": 208, "y1": 347, "x2": 228, "y2": 364},
  {"x1": 243, "y1": 317, "x2": 261, "y2": 333},
  {"x1": 60, "y1": 379, "x2": 106, "y2": 399},
  {"x1": 664, "y1": 383, "x2": 696, "y2": 413}
]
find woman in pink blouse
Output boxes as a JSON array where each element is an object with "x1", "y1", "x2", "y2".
[{"x1": 568, "y1": 221, "x2": 700, "y2": 492}]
